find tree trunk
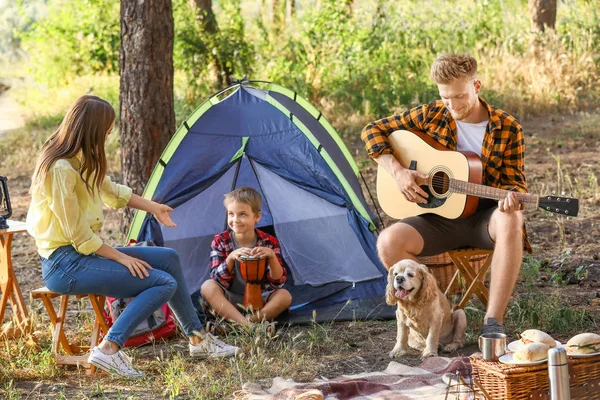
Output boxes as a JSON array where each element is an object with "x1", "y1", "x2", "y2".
[
  {"x1": 271, "y1": 0, "x2": 285, "y2": 31},
  {"x1": 190, "y1": 0, "x2": 232, "y2": 87},
  {"x1": 345, "y1": 0, "x2": 353, "y2": 13},
  {"x1": 286, "y1": 0, "x2": 295, "y2": 22},
  {"x1": 528, "y1": 0, "x2": 557, "y2": 32},
  {"x1": 193, "y1": 0, "x2": 218, "y2": 34},
  {"x1": 120, "y1": 0, "x2": 175, "y2": 230}
]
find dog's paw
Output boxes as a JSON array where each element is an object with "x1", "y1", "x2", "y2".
[
  {"x1": 421, "y1": 349, "x2": 438, "y2": 358},
  {"x1": 442, "y1": 343, "x2": 460, "y2": 353},
  {"x1": 389, "y1": 347, "x2": 409, "y2": 358}
]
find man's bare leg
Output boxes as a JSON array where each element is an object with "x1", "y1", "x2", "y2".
[
  {"x1": 486, "y1": 209, "x2": 524, "y2": 325},
  {"x1": 377, "y1": 222, "x2": 425, "y2": 270}
]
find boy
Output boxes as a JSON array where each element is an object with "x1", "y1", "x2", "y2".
[{"x1": 200, "y1": 186, "x2": 292, "y2": 331}]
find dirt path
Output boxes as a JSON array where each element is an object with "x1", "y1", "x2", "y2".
[{"x1": 0, "y1": 87, "x2": 25, "y2": 137}]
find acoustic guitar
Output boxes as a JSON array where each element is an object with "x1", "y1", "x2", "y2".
[{"x1": 376, "y1": 130, "x2": 579, "y2": 220}]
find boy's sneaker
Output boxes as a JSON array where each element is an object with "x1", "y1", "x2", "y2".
[
  {"x1": 481, "y1": 317, "x2": 504, "y2": 335},
  {"x1": 189, "y1": 333, "x2": 239, "y2": 359},
  {"x1": 88, "y1": 347, "x2": 145, "y2": 378}
]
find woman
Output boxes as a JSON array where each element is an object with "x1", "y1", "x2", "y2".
[{"x1": 26, "y1": 95, "x2": 239, "y2": 378}]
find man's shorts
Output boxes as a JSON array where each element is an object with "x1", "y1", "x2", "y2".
[{"x1": 402, "y1": 206, "x2": 497, "y2": 257}]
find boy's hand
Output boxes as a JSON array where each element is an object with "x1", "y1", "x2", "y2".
[
  {"x1": 227, "y1": 247, "x2": 254, "y2": 262},
  {"x1": 251, "y1": 246, "x2": 275, "y2": 260}
]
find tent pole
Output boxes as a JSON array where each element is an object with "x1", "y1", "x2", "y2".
[
  {"x1": 223, "y1": 156, "x2": 244, "y2": 231},
  {"x1": 359, "y1": 171, "x2": 385, "y2": 231}
]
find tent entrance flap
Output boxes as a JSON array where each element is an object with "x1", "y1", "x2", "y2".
[{"x1": 255, "y1": 163, "x2": 382, "y2": 286}]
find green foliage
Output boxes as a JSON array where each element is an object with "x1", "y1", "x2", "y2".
[
  {"x1": 0, "y1": 0, "x2": 45, "y2": 63},
  {"x1": 174, "y1": 0, "x2": 254, "y2": 99},
  {"x1": 505, "y1": 290, "x2": 597, "y2": 335},
  {"x1": 0, "y1": 380, "x2": 21, "y2": 400},
  {"x1": 19, "y1": 0, "x2": 120, "y2": 86},
  {"x1": 10, "y1": 0, "x2": 599, "y2": 119},
  {"x1": 520, "y1": 256, "x2": 542, "y2": 286}
]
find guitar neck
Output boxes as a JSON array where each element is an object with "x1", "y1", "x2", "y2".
[{"x1": 449, "y1": 179, "x2": 539, "y2": 206}]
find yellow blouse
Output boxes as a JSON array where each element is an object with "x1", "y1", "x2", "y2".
[{"x1": 26, "y1": 158, "x2": 132, "y2": 258}]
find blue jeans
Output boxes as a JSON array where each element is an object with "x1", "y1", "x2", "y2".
[{"x1": 41, "y1": 245, "x2": 203, "y2": 348}]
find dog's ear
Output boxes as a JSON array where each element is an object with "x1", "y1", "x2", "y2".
[
  {"x1": 385, "y1": 267, "x2": 397, "y2": 305},
  {"x1": 418, "y1": 263, "x2": 439, "y2": 303}
]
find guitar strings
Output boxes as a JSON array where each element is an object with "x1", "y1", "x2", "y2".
[{"x1": 426, "y1": 175, "x2": 538, "y2": 203}]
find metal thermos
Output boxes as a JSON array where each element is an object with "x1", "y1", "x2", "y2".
[{"x1": 548, "y1": 347, "x2": 571, "y2": 400}]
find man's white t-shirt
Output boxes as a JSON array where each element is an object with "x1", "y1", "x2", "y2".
[{"x1": 456, "y1": 120, "x2": 488, "y2": 157}]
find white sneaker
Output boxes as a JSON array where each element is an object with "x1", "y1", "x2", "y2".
[
  {"x1": 189, "y1": 333, "x2": 240, "y2": 359},
  {"x1": 88, "y1": 347, "x2": 145, "y2": 378}
]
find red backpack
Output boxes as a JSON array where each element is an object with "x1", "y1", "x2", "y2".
[
  {"x1": 102, "y1": 240, "x2": 178, "y2": 347},
  {"x1": 103, "y1": 298, "x2": 177, "y2": 347}
]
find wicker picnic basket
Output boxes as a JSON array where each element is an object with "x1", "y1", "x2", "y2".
[
  {"x1": 470, "y1": 354, "x2": 600, "y2": 400},
  {"x1": 418, "y1": 251, "x2": 490, "y2": 294}
]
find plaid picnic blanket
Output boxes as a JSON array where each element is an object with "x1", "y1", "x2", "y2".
[{"x1": 233, "y1": 357, "x2": 474, "y2": 400}]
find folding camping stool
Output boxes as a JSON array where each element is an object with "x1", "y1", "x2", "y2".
[
  {"x1": 31, "y1": 287, "x2": 108, "y2": 375},
  {"x1": 418, "y1": 248, "x2": 493, "y2": 310}
]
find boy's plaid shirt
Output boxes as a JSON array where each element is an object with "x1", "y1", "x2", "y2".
[
  {"x1": 209, "y1": 229, "x2": 287, "y2": 290},
  {"x1": 361, "y1": 97, "x2": 531, "y2": 252}
]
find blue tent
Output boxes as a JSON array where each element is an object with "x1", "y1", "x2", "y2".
[{"x1": 127, "y1": 81, "x2": 394, "y2": 323}]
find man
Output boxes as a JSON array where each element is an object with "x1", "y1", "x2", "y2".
[{"x1": 361, "y1": 53, "x2": 530, "y2": 335}]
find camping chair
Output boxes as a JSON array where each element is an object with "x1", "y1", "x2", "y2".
[
  {"x1": 418, "y1": 248, "x2": 493, "y2": 310},
  {"x1": 31, "y1": 287, "x2": 108, "y2": 375}
]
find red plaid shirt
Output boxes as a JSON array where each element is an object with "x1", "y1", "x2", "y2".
[
  {"x1": 209, "y1": 229, "x2": 287, "y2": 290},
  {"x1": 361, "y1": 97, "x2": 531, "y2": 252}
]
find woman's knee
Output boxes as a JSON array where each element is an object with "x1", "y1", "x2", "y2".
[
  {"x1": 158, "y1": 247, "x2": 181, "y2": 265},
  {"x1": 148, "y1": 247, "x2": 182, "y2": 273},
  {"x1": 154, "y1": 271, "x2": 178, "y2": 295}
]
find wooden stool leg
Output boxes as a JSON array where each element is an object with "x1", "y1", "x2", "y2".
[
  {"x1": 443, "y1": 269, "x2": 461, "y2": 298},
  {"x1": 39, "y1": 294, "x2": 74, "y2": 354},
  {"x1": 449, "y1": 251, "x2": 492, "y2": 309},
  {"x1": 53, "y1": 295, "x2": 74, "y2": 355}
]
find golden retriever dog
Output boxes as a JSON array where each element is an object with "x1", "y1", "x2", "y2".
[{"x1": 386, "y1": 259, "x2": 466, "y2": 358}]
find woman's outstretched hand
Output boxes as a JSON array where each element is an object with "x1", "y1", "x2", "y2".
[{"x1": 153, "y1": 203, "x2": 177, "y2": 227}]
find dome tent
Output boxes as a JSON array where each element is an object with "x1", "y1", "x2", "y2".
[{"x1": 127, "y1": 80, "x2": 394, "y2": 323}]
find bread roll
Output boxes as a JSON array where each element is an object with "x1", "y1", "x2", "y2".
[
  {"x1": 520, "y1": 329, "x2": 556, "y2": 348},
  {"x1": 514, "y1": 342, "x2": 550, "y2": 362},
  {"x1": 566, "y1": 333, "x2": 600, "y2": 355}
]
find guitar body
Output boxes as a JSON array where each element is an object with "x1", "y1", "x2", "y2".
[{"x1": 376, "y1": 130, "x2": 482, "y2": 220}]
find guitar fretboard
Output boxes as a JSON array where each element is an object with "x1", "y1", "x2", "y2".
[{"x1": 448, "y1": 179, "x2": 539, "y2": 206}]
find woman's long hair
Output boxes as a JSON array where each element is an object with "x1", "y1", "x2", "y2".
[{"x1": 31, "y1": 95, "x2": 115, "y2": 195}]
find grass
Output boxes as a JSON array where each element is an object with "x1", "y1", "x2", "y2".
[
  {"x1": 0, "y1": 312, "x2": 342, "y2": 399},
  {"x1": 2, "y1": 282, "x2": 597, "y2": 399}
]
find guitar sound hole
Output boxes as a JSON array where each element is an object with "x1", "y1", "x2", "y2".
[
  {"x1": 417, "y1": 171, "x2": 448, "y2": 210},
  {"x1": 430, "y1": 171, "x2": 449, "y2": 196}
]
